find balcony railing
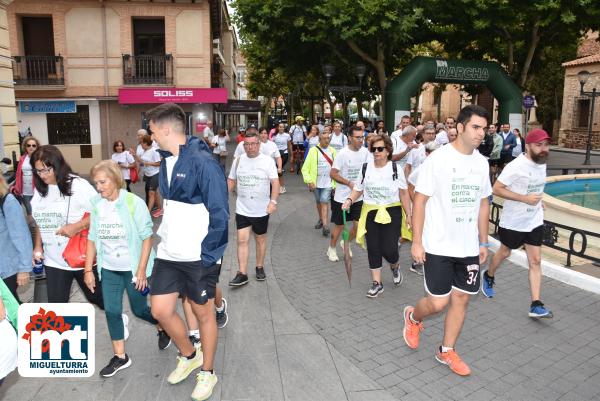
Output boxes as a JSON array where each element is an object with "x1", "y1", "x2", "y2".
[
  {"x1": 12, "y1": 55, "x2": 65, "y2": 87},
  {"x1": 122, "y1": 54, "x2": 173, "y2": 85}
]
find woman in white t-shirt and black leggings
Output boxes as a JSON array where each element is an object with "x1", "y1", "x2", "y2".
[
  {"x1": 273, "y1": 122, "x2": 292, "y2": 194},
  {"x1": 30, "y1": 145, "x2": 104, "y2": 308},
  {"x1": 111, "y1": 140, "x2": 136, "y2": 192},
  {"x1": 342, "y1": 135, "x2": 412, "y2": 298}
]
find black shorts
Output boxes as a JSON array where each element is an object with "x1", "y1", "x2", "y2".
[
  {"x1": 144, "y1": 174, "x2": 159, "y2": 191},
  {"x1": 149, "y1": 259, "x2": 221, "y2": 305},
  {"x1": 236, "y1": 213, "x2": 269, "y2": 235},
  {"x1": 331, "y1": 200, "x2": 363, "y2": 226},
  {"x1": 498, "y1": 225, "x2": 543, "y2": 249},
  {"x1": 292, "y1": 143, "x2": 305, "y2": 152},
  {"x1": 424, "y1": 253, "x2": 481, "y2": 296},
  {"x1": 280, "y1": 151, "x2": 289, "y2": 167}
]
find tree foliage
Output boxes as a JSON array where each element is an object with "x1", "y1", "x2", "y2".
[
  {"x1": 234, "y1": 0, "x2": 600, "y2": 128},
  {"x1": 232, "y1": 0, "x2": 426, "y2": 118},
  {"x1": 426, "y1": 0, "x2": 600, "y2": 87}
]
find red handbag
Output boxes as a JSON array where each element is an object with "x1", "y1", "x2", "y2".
[
  {"x1": 130, "y1": 167, "x2": 139, "y2": 184},
  {"x1": 61, "y1": 198, "x2": 94, "y2": 269}
]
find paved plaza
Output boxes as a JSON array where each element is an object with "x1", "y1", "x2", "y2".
[{"x1": 2, "y1": 149, "x2": 600, "y2": 401}]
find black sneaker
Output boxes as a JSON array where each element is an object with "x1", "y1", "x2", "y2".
[
  {"x1": 256, "y1": 266, "x2": 266, "y2": 281},
  {"x1": 322, "y1": 227, "x2": 330, "y2": 237},
  {"x1": 229, "y1": 272, "x2": 249, "y2": 287},
  {"x1": 314, "y1": 219, "x2": 323, "y2": 229},
  {"x1": 216, "y1": 298, "x2": 228, "y2": 329},
  {"x1": 189, "y1": 335, "x2": 201, "y2": 349},
  {"x1": 100, "y1": 354, "x2": 131, "y2": 377},
  {"x1": 157, "y1": 330, "x2": 172, "y2": 350},
  {"x1": 410, "y1": 262, "x2": 424, "y2": 276},
  {"x1": 366, "y1": 281, "x2": 384, "y2": 298}
]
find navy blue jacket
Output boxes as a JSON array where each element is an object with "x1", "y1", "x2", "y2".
[
  {"x1": 157, "y1": 137, "x2": 229, "y2": 267},
  {"x1": 500, "y1": 131, "x2": 517, "y2": 156}
]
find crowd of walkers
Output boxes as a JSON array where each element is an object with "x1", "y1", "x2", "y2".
[{"x1": 0, "y1": 102, "x2": 553, "y2": 397}]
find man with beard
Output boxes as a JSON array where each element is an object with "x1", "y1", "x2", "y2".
[{"x1": 481, "y1": 129, "x2": 552, "y2": 319}]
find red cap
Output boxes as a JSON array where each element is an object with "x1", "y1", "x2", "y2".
[{"x1": 525, "y1": 129, "x2": 551, "y2": 144}]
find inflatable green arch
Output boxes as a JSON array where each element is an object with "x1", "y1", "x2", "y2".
[{"x1": 384, "y1": 56, "x2": 522, "y2": 132}]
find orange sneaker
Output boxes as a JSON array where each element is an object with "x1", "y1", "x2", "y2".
[
  {"x1": 402, "y1": 306, "x2": 423, "y2": 349},
  {"x1": 435, "y1": 348, "x2": 471, "y2": 376}
]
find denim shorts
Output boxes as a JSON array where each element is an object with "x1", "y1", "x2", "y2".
[{"x1": 313, "y1": 187, "x2": 332, "y2": 203}]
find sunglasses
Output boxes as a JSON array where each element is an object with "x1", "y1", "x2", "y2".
[
  {"x1": 35, "y1": 166, "x2": 53, "y2": 175},
  {"x1": 370, "y1": 146, "x2": 386, "y2": 153},
  {"x1": 26, "y1": 143, "x2": 37, "y2": 148}
]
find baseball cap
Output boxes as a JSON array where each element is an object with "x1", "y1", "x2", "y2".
[
  {"x1": 239, "y1": 127, "x2": 246, "y2": 132},
  {"x1": 248, "y1": 123, "x2": 257, "y2": 129},
  {"x1": 525, "y1": 129, "x2": 551, "y2": 144}
]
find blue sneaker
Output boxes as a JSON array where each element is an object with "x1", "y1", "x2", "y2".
[
  {"x1": 481, "y1": 270, "x2": 495, "y2": 298},
  {"x1": 529, "y1": 301, "x2": 553, "y2": 318}
]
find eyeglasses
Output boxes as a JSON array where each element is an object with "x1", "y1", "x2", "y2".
[
  {"x1": 370, "y1": 146, "x2": 386, "y2": 153},
  {"x1": 243, "y1": 141, "x2": 260, "y2": 146},
  {"x1": 35, "y1": 166, "x2": 53, "y2": 175},
  {"x1": 26, "y1": 143, "x2": 37, "y2": 148},
  {"x1": 351, "y1": 135, "x2": 364, "y2": 140}
]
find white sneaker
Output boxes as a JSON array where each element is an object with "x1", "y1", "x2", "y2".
[
  {"x1": 122, "y1": 313, "x2": 129, "y2": 341},
  {"x1": 167, "y1": 350, "x2": 204, "y2": 384},
  {"x1": 327, "y1": 246, "x2": 339, "y2": 262},
  {"x1": 281, "y1": 186, "x2": 287, "y2": 194},
  {"x1": 339, "y1": 240, "x2": 353, "y2": 257},
  {"x1": 191, "y1": 370, "x2": 218, "y2": 401}
]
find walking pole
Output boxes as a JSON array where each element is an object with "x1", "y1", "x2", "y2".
[{"x1": 342, "y1": 210, "x2": 352, "y2": 287}]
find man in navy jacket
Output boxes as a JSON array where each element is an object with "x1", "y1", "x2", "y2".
[
  {"x1": 499, "y1": 123, "x2": 517, "y2": 165},
  {"x1": 147, "y1": 103, "x2": 228, "y2": 401}
]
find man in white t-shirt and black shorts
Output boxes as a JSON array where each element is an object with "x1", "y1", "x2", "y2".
[
  {"x1": 481, "y1": 129, "x2": 552, "y2": 318},
  {"x1": 402, "y1": 105, "x2": 492, "y2": 377},
  {"x1": 227, "y1": 131, "x2": 280, "y2": 286},
  {"x1": 328, "y1": 125, "x2": 369, "y2": 261}
]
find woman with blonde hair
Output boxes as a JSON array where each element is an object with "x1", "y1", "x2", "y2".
[{"x1": 84, "y1": 160, "x2": 170, "y2": 378}]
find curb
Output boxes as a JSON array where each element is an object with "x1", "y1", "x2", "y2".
[{"x1": 488, "y1": 236, "x2": 600, "y2": 295}]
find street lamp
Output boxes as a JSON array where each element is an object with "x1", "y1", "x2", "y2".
[
  {"x1": 577, "y1": 70, "x2": 598, "y2": 165},
  {"x1": 322, "y1": 63, "x2": 366, "y2": 128}
]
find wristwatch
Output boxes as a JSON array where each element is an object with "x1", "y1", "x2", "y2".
[{"x1": 270, "y1": 199, "x2": 278, "y2": 205}]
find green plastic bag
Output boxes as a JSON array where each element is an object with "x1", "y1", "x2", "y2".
[{"x1": 0, "y1": 278, "x2": 19, "y2": 328}]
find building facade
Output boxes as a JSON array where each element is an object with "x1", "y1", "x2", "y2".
[
  {"x1": 0, "y1": 0, "x2": 18, "y2": 169},
  {"x1": 7, "y1": 0, "x2": 237, "y2": 173},
  {"x1": 559, "y1": 33, "x2": 600, "y2": 149}
]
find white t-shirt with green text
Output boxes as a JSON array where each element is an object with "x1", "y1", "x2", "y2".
[
  {"x1": 355, "y1": 160, "x2": 407, "y2": 206},
  {"x1": 229, "y1": 153, "x2": 278, "y2": 217},
  {"x1": 315, "y1": 146, "x2": 334, "y2": 189},
  {"x1": 332, "y1": 146, "x2": 369, "y2": 203},
  {"x1": 31, "y1": 176, "x2": 97, "y2": 270},
  {"x1": 94, "y1": 198, "x2": 131, "y2": 271},
  {"x1": 415, "y1": 144, "x2": 492, "y2": 257},
  {"x1": 497, "y1": 154, "x2": 546, "y2": 232}
]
